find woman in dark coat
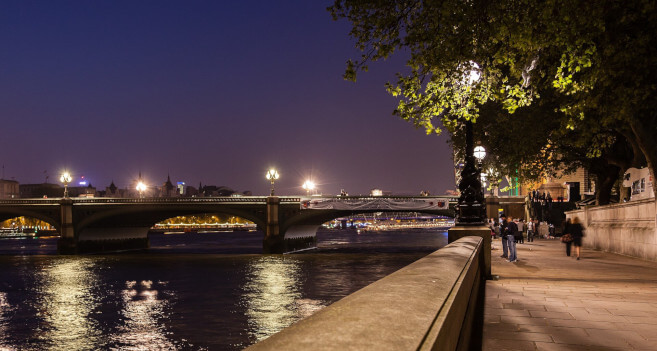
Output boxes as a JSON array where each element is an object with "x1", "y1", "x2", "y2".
[
  {"x1": 562, "y1": 218, "x2": 573, "y2": 256},
  {"x1": 571, "y1": 217, "x2": 584, "y2": 260}
]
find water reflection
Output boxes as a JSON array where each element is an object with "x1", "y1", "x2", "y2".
[
  {"x1": 241, "y1": 256, "x2": 326, "y2": 342},
  {"x1": 112, "y1": 279, "x2": 176, "y2": 350},
  {"x1": 0, "y1": 291, "x2": 11, "y2": 346},
  {"x1": 36, "y1": 258, "x2": 101, "y2": 351}
]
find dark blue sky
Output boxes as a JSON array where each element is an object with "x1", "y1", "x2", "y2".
[{"x1": 0, "y1": 1, "x2": 454, "y2": 196}]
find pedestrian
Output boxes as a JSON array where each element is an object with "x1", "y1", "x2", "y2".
[
  {"x1": 494, "y1": 221, "x2": 500, "y2": 239},
  {"x1": 500, "y1": 214, "x2": 509, "y2": 259},
  {"x1": 561, "y1": 218, "x2": 573, "y2": 256},
  {"x1": 506, "y1": 215, "x2": 519, "y2": 262},
  {"x1": 516, "y1": 219, "x2": 524, "y2": 244},
  {"x1": 527, "y1": 218, "x2": 534, "y2": 242},
  {"x1": 571, "y1": 217, "x2": 585, "y2": 260}
]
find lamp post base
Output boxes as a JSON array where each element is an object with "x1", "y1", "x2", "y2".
[{"x1": 448, "y1": 225, "x2": 491, "y2": 279}]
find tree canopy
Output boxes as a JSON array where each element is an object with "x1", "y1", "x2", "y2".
[{"x1": 330, "y1": 0, "x2": 657, "y2": 200}]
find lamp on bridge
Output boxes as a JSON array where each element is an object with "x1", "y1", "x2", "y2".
[
  {"x1": 136, "y1": 181, "x2": 147, "y2": 198},
  {"x1": 266, "y1": 169, "x2": 279, "y2": 196},
  {"x1": 60, "y1": 171, "x2": 72, "y2": 198},
  {"x1": 302, "y1": 180, "x2": 315, "y2": 195}
]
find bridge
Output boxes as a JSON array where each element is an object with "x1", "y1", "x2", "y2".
[{"x1": 0, "y1": 196, "x2": 456, "y2": 254}]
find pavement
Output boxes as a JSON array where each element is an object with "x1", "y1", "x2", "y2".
[{"x1": 484, "y1": 237, "x2": 657, "y2": 350}]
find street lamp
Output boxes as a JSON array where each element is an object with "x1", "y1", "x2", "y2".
[
  {"x1": 474, "y1": 145, "x2": 486, "y2": 163},
  {"x1": 136, "y1": 181, "x2": 147, "y2": 198},
  {"x1": 302, "y1": 180, "x2": 315, "y2": 195},
  {"x1": 60, "y1": 171, "x2": 72, "y2": 198},
  {"x1": 266, "y1": 169, "x2": 279, "y2": 196}
]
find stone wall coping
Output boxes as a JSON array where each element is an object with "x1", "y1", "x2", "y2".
[{"x1": 246, "y1": 236, "x2": 483, "y2": 351}]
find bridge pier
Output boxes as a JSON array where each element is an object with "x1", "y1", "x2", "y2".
[
  {"x1": 263, "y1": 197, "x2": 318, "y2": 253},
  {"x1": 57, "y1": 199, "x2": 77, "y2": 254},
  {"x1": 263, "y1": 196, "x2": 284, "y2": 253}
]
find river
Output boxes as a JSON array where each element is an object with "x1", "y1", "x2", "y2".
[{"x1": 0, "y1": 228, "x2": 448, "y2": 350}]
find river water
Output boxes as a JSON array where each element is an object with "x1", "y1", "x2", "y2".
[{"x1": 0, "y1": 228, "x2": 448, "y2": 350}]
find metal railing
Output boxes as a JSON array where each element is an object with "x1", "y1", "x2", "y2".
[{"x1": 0, "y1": 195, "x2": 454, "y2": 206}]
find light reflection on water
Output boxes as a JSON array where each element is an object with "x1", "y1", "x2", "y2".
[
  {"x1": 241, "y1": 256, "x2": 327, "y2": 342},
  {"x1": 36, "y1": 258, "x2": 101, "y2": 351},
  {"x1": 0, "y1": 291, "x2": 11, "y2": 347},
  {"x1": 0, "y1": 229, "x2": 447, "y2": 350},
  {"x1": 113, "y1": 280, "x2": 177, "y2": 350}
]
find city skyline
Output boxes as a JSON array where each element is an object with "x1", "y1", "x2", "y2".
[{"x1": 0, "y1": 1, "x2": 454, "y2": 196}]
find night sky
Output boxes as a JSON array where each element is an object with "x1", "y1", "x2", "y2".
[{"x1": 0, "y1": 1, "x2": 454, "y2": 196}]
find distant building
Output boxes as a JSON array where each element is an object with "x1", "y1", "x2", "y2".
[
  {"x1": 177, "y1": 182, "x2": 185, "y2": 195},
  {"x1": 105, "y1": 181, "x2": 122, "y2": 197},
  {"x1": 0, "y1": 179, "x2": 19, "y2": 199},
  {"x1": 68, "y1": 184, "x2": 97, "y2": 197},
  {"x1": 185, "y1": 186, "x2": 199, "y2": 197},
  {"x1": 160, "y1": 175, "x2": 177, "y2": 197},
  {"x1": 19, "y1": 183, "x2": 63, "y2": 198}
]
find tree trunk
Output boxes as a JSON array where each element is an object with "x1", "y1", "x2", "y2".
[
  {"x1": 592, "y1": 164, "x2": 620, "y2": 206},
  {"x1": 629, "y1": 116, "x2": 657, "y2": 198}
]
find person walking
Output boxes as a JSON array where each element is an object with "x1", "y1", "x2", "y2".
[
  {"x1": 500, "y1": 214, "x2": 509, "y2": 259},
  {"x1": 562, "y1": 218, "x2": 573, "y2": 256},
  {"x1": 506, "y1": 216, "x2": 519, "y2": 262},
  {"x1": 516, "y1": 219, "x2": 525, "y2": 244},
  {"x1": 527, "y1": 218, "x2": 534, "y2": 242},
  {"x1": 571, "y1": 217, "x2": 585, "y2": 260}
]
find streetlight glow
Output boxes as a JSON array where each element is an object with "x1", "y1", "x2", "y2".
[
  {"x1": 60, "y1": 171, "x2": 72, "y2": 198},
  {"x1": 302, "y1": 180, "x2": 316, "y2": 195},
  {"x1": 474, "y1": 145, "x2": 486, "y2": 161},
  {"x1": 266, "y1": 169, "x2": 279, "y2": 196},
  {"x1": 136, "y1": 181, "x2": 147, "y2": 198}
]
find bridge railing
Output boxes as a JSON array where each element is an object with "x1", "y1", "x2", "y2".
[
  {"x1": 0, "y1": 196, "x2": 455, "y2": 206},
  {"x1": 0, "y1": 196, "x2": 303, "y2": 205}
]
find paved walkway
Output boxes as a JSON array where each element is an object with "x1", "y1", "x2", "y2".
[{"x1": 484, "y1": 237, "x2": 657, "y2": 350}]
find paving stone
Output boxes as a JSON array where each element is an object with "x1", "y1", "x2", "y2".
[
  {"x1": 535, "y1": 341, "x2": 624, "y2": 351},
  {"x1": 484, "y1": 239, "x2": 657, "y2": 351},
  {"x1": 492, "y1": 331, "x2": 553, "y2": 342},
  {"x1": 483, "y1": 338, "x2": 537, "y2": 351},
  {"x1": 529, "y1": 310, "x2": 574, "y2": 319},
  {"x1": 484, "y1": 308, "x2": 531, "y2": 317}
]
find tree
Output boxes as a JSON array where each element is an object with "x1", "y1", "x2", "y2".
[{"x1": 329, "y1": 0, "x2": 657, "y2": 198}]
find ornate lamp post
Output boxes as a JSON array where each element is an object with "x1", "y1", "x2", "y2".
[
  {"x1": 455, "y1": 121, "x2": 487, "y2": 225},
  {"x1": 60, "y1": 171, "x2": 72, "y2": 198},
  {"x1": 302, "y1": 180, "x2": 315, "y2": 195},
  {"x1": 448, "y1": 62, "x2": 491, "y2": 279},
  {"x1": 266, "y1": 169, "x2": 279, "y2": 196}
]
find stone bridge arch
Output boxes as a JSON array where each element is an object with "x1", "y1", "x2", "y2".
[
  {"x1": 0, "y1": 203, "x2": 61, "y2": 232},
  {"x1": 271, "y1": 198, "x2": 456, "y2": 253}
]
